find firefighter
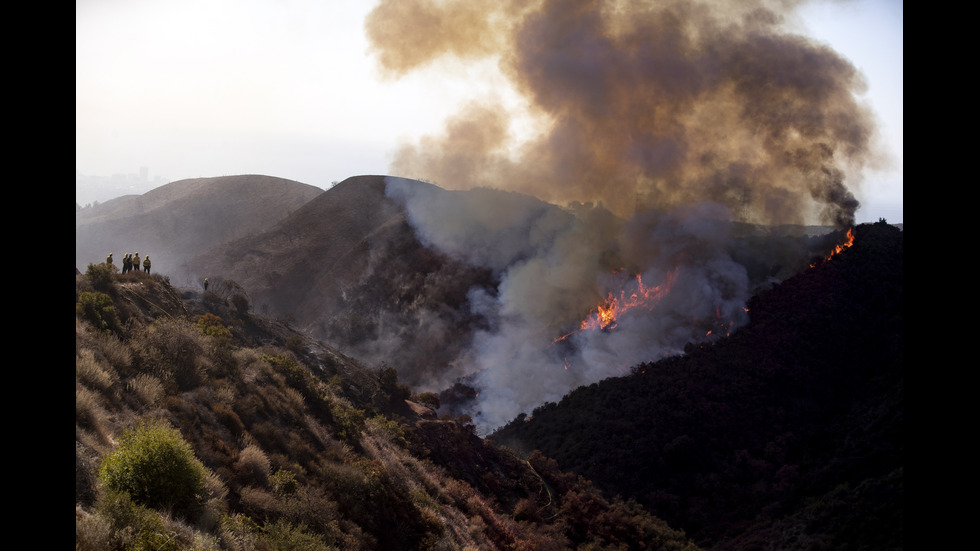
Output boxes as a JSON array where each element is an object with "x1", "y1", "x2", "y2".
[
  {"x1": 106, "y1": 253, "x2": 113, "y2": 266},
  {"x1": 133, "y1": 252, "x2": 141, "y2": 273},
  {"x1": 143, "y1": 255, "x2": 151, "y2": 273}
]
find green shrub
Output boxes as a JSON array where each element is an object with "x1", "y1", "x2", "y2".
[
  {"x1": 262, "y1": 353, "x2": 309, "y2": 389},
  {"x1": 329, "y1": 400, "x2": 366, "y2": 445},
  {"x1": 77, "y1": 291, "x2": 121, "y2": 334},
  {"x1": 196, "y1": 313, "x2": 232, "y2": 340},
  {"x1": 271, "y1": 468, "x2": 298, "y2": 498},
  {"x1": 85, "y1": 262, "x2": 118, "y2": 292},
  {"x1": 94, "y1": 487, "x2": 180, "y2": 551},
  {"x1": 260, "y1": 519, "x2": 332, "y2": 551},
  {"x1": 98, "y1": 419, "x2": 209, "y2": 516},
  {"x1": 367, "y1": 414, "x2": 408, "y2": 448}
]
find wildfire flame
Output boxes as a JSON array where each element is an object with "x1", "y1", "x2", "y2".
[
  {"x1": 811, "y1": 227, "x2": 855, "y2": 267},
  {"x1": 555, "y1": 268, "x2": 678, "y2": 343}
]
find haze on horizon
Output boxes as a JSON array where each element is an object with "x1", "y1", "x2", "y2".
[{"x1": 76, "y1": 0, "x2": 902, "y2": 223}]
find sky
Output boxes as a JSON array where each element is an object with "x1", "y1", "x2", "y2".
[{"x1": 76, "y1": 0, "x2": 902, "y2": 223}]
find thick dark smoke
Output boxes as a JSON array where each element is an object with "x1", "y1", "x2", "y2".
[
  {"x1": 367, "y1": 0, "x2": 878, "y2": 430},
  {"x1": 367, "y1": 0, "x2": 875, "y2": 225}
]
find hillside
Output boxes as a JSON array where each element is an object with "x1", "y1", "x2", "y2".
[
  {"x1": 181, "y1": 176, "x2": 853, "y2": 408},
  {"x1": 75, "y1": 175, "x2": 323, "y2": 279},
  {"x1": 76, "y1": 265, "x2": 699, "y2": 550},
  {"x1": 490, "y1": 220, "x2": 903, "y2": 550},
  {"x1": 184, "y1": 175, "x2": 500, "y2": 391}
]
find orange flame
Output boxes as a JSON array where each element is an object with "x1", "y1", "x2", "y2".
[
  {"x1": 555, "y1": 268, "x2": 678, "y2": 342},
  {"x1": 811, "y1": 227, "x2": 855, "y2": 267}
]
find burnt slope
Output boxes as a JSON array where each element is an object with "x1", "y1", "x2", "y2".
[
  {"x1": 186, "y1": 175, "x2": 498, "y2": 389},
  {"x1": 490, "y1": 221, "x2": 903, "y2": 550},
  {"x1": 75, "y1": 174, "x2": 323, "y2": 279}
]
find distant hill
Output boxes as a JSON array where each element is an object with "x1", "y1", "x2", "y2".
[
  {"x1": 185, "y1": 175, "x2": 499, "y2": 390},
  {"x1": 75, "y1": 174, "x2": 323, "y2": 279},
  {"x1": 490, "y1": 221, "x2": 903, "y2": 550}
]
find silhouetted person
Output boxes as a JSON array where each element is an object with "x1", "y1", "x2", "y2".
[{"x1": 203, "y1": 278, "x2": 209, "y2": 291}]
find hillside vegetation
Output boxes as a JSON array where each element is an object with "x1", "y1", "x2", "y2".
[
  {"x1": 75, "y1": 264, "x2": 700, "y2": 550},
  {"x1": 491, "y1": 221, "x2": 903, "y2": 550}
]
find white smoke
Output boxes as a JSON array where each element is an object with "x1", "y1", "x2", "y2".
[{"x1": 386, "y1": 177, "x2": 752, "y2": 431}]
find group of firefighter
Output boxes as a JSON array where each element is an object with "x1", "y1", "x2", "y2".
[{"x1": 105, "y1": 251, "x2": 151, "y2": 274}]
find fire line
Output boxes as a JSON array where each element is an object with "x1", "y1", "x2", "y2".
[{"x1": 554, "y1": 268, "x2": 678, "y2": 343}]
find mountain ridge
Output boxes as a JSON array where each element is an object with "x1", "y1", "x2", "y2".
[{"x1": 489, "y1": 220, "x2": 903, "y2": 550}]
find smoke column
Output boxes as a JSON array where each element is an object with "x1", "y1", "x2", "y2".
[{"x1": 368, "y1": 0, "x2": 881, "y2": 430}]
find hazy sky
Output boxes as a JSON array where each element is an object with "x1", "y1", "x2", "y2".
[{"x1": 76, "y1": 0, "x2": 902, "y2": 223}]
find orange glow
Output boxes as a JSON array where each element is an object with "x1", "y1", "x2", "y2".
[
  {"x1": 812, "y1": 227, "x2": 855, "y2": 267},
  {"x1": 555, "y1": 268, "x2": 678, "y2": 342}
]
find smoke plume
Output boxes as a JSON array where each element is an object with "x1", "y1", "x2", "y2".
[
  {"x1": 367, "y1": 0, "x2": 876, "y2": 226},
  {"x1": 368, "y1": 0, "x2": 879, "y2": 430}
]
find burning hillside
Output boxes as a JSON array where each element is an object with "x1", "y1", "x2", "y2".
[
  {"x1": 556, "y1": 268, "x2": 677, "y2": 340},
  {"x1": 385, "y1": 181, "x2": 838, "y2": 430},
  {"x1": 365, "y1": 0, "x2": 880, "y2": 431}
]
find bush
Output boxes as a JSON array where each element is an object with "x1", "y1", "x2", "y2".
[
  {"x1": 413, "y1": 391, "x2": 441, "y2": 410},
  {"x1": 378, "y1": 364, "x2": 411, "y2": 405},
  {"x1": 92, "y1": 488, "x2": 180, "y2": 551},
  {"x1": 196, "y1": 313, "x2": 232, "y2": 340},
  {"x1": 330, "y1": 400, "x2": 366, "y2": 445},
  {"x1": 85, "y1": 262, "x2": 118, "y2": 292},
  {"x1": 78, "y1": 291, "x2": 121, "y2": 334},
  {"x1": 136, "y1": 318, "x2": 206, "y2": 391},
  {"x1": 260, "y1": 519, "x2": 332, "y2": 551},
  {"x1": 126, "y1": 374, "x2": 165, "y2": 407},
  {"x1": 270, "y1": 468, "x2": 298, "y2": 498},
  {"x1": 234, "y1": 444, "x2": 272, "y2": 487},
  {"x1": 98, "y1": 419, "x2": 209, "y2": 516}
]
